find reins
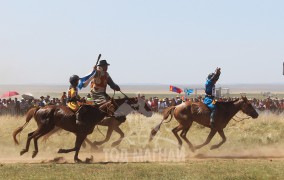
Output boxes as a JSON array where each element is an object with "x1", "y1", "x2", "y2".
[
  {"x1": 232, "y1": 115, "x2": 251, "y2": 122},
  {"x1": 119, "y1": 90, "x2": 129, "y2": 99},
  {"x1": 99, "y1": 102, "x2": 115, "y2": 116},
  {"x1": 119, "y1": 90, "x2": 141, "y2": 111}
]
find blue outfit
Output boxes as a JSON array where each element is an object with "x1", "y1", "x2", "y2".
[
  {"x1": 203, "y1": 79, "x2": 216, "y2": 111},
  {"x1": 203, "y1": 70, "x2": 220, "y2": 127}
]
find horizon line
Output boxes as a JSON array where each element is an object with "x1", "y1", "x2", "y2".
[{"x1": 0, "y1": 83, "x2": 283, "y2": 86}]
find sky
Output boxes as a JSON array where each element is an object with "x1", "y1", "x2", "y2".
[{"x1": 0, "y1": 0, "x2": 284, "y2": 85}]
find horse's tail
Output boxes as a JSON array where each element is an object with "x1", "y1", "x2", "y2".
[
  {"x1": 13, "y1": 107, "x2": 40, "y2": 145},
  {"x1": 163, "y1": 106, "x2": 176, "y2": 121},
  {"x1": 149, "y1": 106, "x2": 176, "y2": 142}
]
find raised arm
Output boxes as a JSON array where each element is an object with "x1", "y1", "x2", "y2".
[{"x1": 210, "y1": 67, "x2": 221, "y2": 82}]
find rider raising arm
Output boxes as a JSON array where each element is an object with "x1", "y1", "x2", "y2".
[{"x1": 203, "y1": 67, "x2": 221, "y2": 128}]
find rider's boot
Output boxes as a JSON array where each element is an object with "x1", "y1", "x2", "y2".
[
  {"x1": 76, "y1": 107, "x2": 85, "y2": 125},
  {"x1": 210, "y1": 109, "x2": 216, "y2": 128}
]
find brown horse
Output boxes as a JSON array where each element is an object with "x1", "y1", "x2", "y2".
[
  {"x1": 42, "y1": 97, "x2": 153, "y2": 148},
  {"x1": 89, "y1": 96, "x2": 153, "y2": 147},
  {"x1": 13, "y1": 98, "x2": 138, "y2": 162},
  {"x1": 150, "y1": 96, "x2": 259, "y2": 152}
]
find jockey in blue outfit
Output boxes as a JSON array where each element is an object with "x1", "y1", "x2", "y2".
[{"x1": 203, "y1": 67, "x2": 221, "y2": 128}]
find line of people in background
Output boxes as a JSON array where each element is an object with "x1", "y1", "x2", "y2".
[
  {"x1": 1, "y1": 92, "x2": 284, "y2": 116},
  {"x1": 142, "y1": 95, "x2": 284, "y2": 114},
  {"x1": 0, "y1": 93, "x2": 68, "y2": 116}
]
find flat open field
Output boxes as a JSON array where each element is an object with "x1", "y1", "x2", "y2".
[
  {"x1": 0, "y1": 111, "x2": 284, "y2": 179},
  {"x1": 1, "y1": 160, "x2": 284, "y2": 180}
]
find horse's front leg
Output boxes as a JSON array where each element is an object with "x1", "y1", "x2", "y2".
[
  {"x1": 195, "y1": 129, "x2": 217, "y2": 150},
  {"x1": 210, "y1": 129, "x2": 226, "y2": 150},
  {"x1": 93, "y1": 126, "x2": 114, "y2": 146},
  {"x1": 58, "y1": 134, "x2": 85, "y2": 154},
  {"x1": 84, "y1": 137, "x2": 99, "y2": 150},
  {"x1": 111, "y1": 126, "x2": 125, "y2": 147},
  {"x1": 58, "y1": 147, "x2": 76, "y2": 154},
  {"x1": 73, "y1": 134, "x2": 87, "y2": 163}
]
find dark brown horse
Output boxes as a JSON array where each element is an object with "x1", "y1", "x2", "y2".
[
  {"x1": 13, "y1": 98, "x2": 138, "y2": 162},
  {"x1": 150, "y1": 96, "x2": 259, "y2": 151},
  {"x1": 42, "y1": 97, "x2": 153, "y2": 148}
]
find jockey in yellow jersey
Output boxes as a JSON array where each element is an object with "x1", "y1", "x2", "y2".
[
  {"x1": 67, "y1": 75, "x2": 84, "y2": 125},
  {"x1": 90, "y1": 60, "x2": 120, "y2": 103}
]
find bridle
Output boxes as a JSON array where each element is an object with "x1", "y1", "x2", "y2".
[
  {"x1": 232, "y1": 99, "x2": 252, "y2": 122},
  {"x1": 119, "y1": 90, "x2": 141, "y2": 111},
  {"x1": 232, "y1": 115, "x2": 251, "y2": 122}
]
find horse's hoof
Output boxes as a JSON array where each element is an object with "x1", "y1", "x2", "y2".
[
  {"x1": 111, "y1": 142, "x2": 120, "y2": 147},
  {"x1": 194, "y1": 146, "x2": 201, "y2": 150},
  {"x1": 93, "y1": 141, "x2": 103, "y2": 146},
  {"x1": 210, "y1": 145, "x2": 218, "y2": 150},
  {"x1": 20, "y1": 149, "x2": 28, "y2": 156},
  {"x1": 32, "y1": 151, "x2": 38, "y2": 158},
  {"x1": 74, "y1": 158, "x2": 83, "y2": 163},
  {"x1": 91, "y1": 145, "x2": 99, "y2": 151}
]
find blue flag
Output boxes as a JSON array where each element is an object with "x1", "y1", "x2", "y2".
[
  {"x1": 184, "y1": 88, "x2": 194, "y2": 96},
  {"x1": 78, "y1": 70, "x2": 96, "y2": 90}
]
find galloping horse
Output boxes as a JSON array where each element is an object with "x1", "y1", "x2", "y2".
[
  {"x1": 150, "y1": 96, "x2": 259, "y2": 151},
  {"x1": 13, "y1": 98, "x2": 138, "y2": 162},
  {"x1": 90, "y1": 96, "x2": 153, "y2": 147},
  {"x1": 42, "y1": 96, "x2": 153, "y2": 148}
]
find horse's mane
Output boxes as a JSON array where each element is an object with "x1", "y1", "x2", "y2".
[
  {"x1": 114, "y1": 97, "x2": 136, "y2": 104},
  {"x1": 215, "y1": 99, "x2": 239, "y2": 106}
]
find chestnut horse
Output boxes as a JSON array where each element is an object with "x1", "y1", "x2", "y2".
[
  {"x1": 150, "y1": 96, "x2": 259, "y2": 151},
  {"x1": 13, "y1": 98, "x2": 138, "y2": 162},
  {"x1": 42, "y1": 97, "x2": 153, "y2": 148},
  {"x1": 88, "y1": 96, "x2": 153, "y2": 147}
]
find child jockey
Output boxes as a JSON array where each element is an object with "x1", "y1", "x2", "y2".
[
  {"x1": 67, "y1": 75, "x2": 85, "y2": 125},
  {"x1": 203, "y1": 67, "x2": 221, "y2": 128}
]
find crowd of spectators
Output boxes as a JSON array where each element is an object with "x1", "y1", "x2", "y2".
[
  {"x1": 0, "y1": 93, "x2": 68, "y2": 116},
  {"x1": 1, "y1": 92, "x2": 284, "y2": 116}
]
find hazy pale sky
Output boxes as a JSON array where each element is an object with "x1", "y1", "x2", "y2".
[{"x1": 0, "y1": 0, "x2": 284, "y2": 85}]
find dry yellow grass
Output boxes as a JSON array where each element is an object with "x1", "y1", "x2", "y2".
[
  {"x1": 0, "y1": 112, "x2": 284, "y2": 179},
  {"x1": 0, "y1": 111, "x2": 284, "y2": 162}
]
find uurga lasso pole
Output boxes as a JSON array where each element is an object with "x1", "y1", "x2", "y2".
[{"x1": 95, "y1": 54, "x2": 101, "y2": 67}]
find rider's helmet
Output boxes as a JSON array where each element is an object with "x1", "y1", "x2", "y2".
[
  {"x1": 207, "y1": 73, "x2": 215, "y2": 80},
  {"x1": 69, "y1": 75, "x2": 80, "y2": 86}
]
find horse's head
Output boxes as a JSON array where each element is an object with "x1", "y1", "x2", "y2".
[
  {"x1": 128, "y1": 97, "x2": 153, "y2": 117},
  {"x1": 239, "y1": 96, "x2": 259, "y2": 119},
  {"x1": 113, "y1": 97, "x2": 153, "y2": 117}
]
